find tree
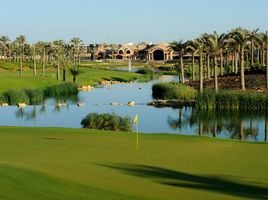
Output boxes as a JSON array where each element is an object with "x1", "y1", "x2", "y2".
[
  {"x1": 70, "y1": 37, "x2": 82, "y2": 69},
  {"x1": 231, "y1": 28, "x2": 250, "y2": 90},
  {"x1": 0, "y1": 35, "x2": 10, "y2": 60},
  {"x1": 69, "y1": 68, "x2": 83, "y2": 83},
  {"x1": 260, "y1": 31, "x2": 268, "y2": 88},
  {"x1": 186, "y1": 40, "x2": 198, "y2": 81},
  {"x1": 247, "y1": 29, "x2": 259, "y2": 67},
  {"x1": 196, "y1": 36, "x2": 205, "y2": 93},
  {"x1": 15, "y1": 35, "x2": 26, "y2": 77},
  {"x1": 170, "y1": 40, "x2": 187, "y2": 83},
  {"x1": 206, "y1": 32, "x2": 226, "y2": 92},
  {"x1": 36, "y1": 42, "x2": 50, "y2": 78},
  {"x1": 51, "y1": 40, "x2": 65, "y2": 80}
]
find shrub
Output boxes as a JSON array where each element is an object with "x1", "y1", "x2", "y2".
[
  {"x1": 4, "y1": 89, "x2": 29, "y2": 105},
  {"x1": 136, "y1": 68, "x2": 154, "y2": 75},
  {"x1": 24, "y1": 89, "x2": 44, "y2": 105},
  {"x1": 44, "y1": 82, "x2": 78, "y2": 97},
  {"x1": 81, "y1": 113, "x2": 132, "y2": 132},
  {"x1": 152, "y1": 82, "x2": 197, "y2": 100}
]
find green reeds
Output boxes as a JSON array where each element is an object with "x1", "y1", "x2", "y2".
[
  {"x1": 4, "y1": 89, "x2": 30, "y2": 105},
  {"x1": 81, "y1": 113, "x2": 132, "y2": 132},
  {"x1": 197, "y1": 89, "x2": 268, "y2": 111},
  {"x1": 44, "y1": 82, "x2": 78, "y2": 97},
  {"x1": 24, "y1": 89, "x2": 44, "y2": 105},
  {"x1": 152, "y1": 82, "x2": 197, "y2": 100}
]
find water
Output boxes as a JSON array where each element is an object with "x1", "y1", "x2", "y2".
[{"x1": 0, "y1": 75, "x2": 267, "y2": 142}]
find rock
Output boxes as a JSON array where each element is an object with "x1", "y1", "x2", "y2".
[
  {"x1": 17, "y1": 103, "x2": 27, "y2": 108},
  {"x1": 56, "y1": 103, "x2": 67, "y2": 107},
  {"x1": 1, "y1": 103, "x2": 8, "y2": 107},
  {"x1": 111, "y1": 102, "x2": 119, "y2": 106},
  {"x1": 77, "y1": 102, "x2": 85, "y2": 107},
  {"x1": 79, "y1": 85, "x2": 93, "y2": 91},
  {"x1": 127, "y1": 101, "x2": 136, "y2": 107}
]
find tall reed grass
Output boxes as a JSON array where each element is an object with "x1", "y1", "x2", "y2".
[
  {"x1": 152, "y1": 82, "x2": 197, "y2": 100},
  {"x1": 44, "y1": 82, "x2": 78, "y2": 97},
  {"x1": 197, "y1": 89, "x2": 268, "y2": 111}
]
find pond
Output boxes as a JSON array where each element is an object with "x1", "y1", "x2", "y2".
[{"x1": 0, "y1": 75, "x2": 267, "y2": 142}]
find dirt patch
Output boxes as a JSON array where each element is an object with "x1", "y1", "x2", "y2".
[{"x1": 187, "y1": 74, "x2": 268, "y2": 91}]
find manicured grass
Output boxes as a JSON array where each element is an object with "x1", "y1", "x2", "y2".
[
  {"x1": 0, "y1": 67, "x2": 143, "y2": 93},
  {"x1": 0, "y1": 127, "x2": 267, "y2": 200}
]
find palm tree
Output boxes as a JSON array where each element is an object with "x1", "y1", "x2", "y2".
[
  {"x1": 0, "y1": 35, "x2": 10, "y2": 60},
  {"x1": 52, "y1": 40, "x2": 66, "y2": 80},
  {"x1": 15, "y1": 35, "x2": 26, "y2": 77},
  {"x1": 206, "y1": 32, "x2": 226, "y2": 92},
  {"x1": 30, "y1": 43, "x2": 37, "y2": 76},
  {"x1": 170, "y1": 40, "x2": 187, "y2": 83},
  {"x1": 70, "y1": 37, "x2": 82, "y2": 69},
  {"x1": 247, "y1": 29, "x2": 259, "y2": 67},
  {"x1": 36, "y1": 42, "x2": 50, "y2": 78},
  {"x1": 231, "y1": 28, "x2": 250, "y2": 90},
  {"x1": 69, "y1": 68, "x2": 83, "y2": 83},
  {"x1": 186, "y1": 40, "x2": 198, "y2": 81},
  {"x1": 196, "y1": 36, "x2": 205, "y2": 93},
  {"x1": 260, "y1": 31, "x2": 268, "y2": 88}
]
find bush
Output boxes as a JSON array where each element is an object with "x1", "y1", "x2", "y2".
[
  {"x1": 24, "y1": 89, "x2": 44, "y2": 105},
  {"x1": 44, "y1": 82, "x2": 78, "y2": 97},
  {"x1": 152, "y1": 82, "x2": 197, "y2": 100},
  {"x1": 81, "y1": 113, "x2": 132, "y2": 132},
  {"x1": 136, "y1": 68, "x2": 154, "y2": 75},
  {"x1": 4, "y1": 89, "x2": 30, "y2": 105}
]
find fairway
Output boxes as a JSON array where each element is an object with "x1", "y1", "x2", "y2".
[{"x1": 0, "y1": 127, "x2": 267, "y2": 200}]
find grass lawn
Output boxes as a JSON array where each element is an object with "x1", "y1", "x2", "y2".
[
  {"x1": 0, "y1": 127, "x2": 267, "y2": 200},
  {"x1": 0, "y1": 67, "x2": 143, "y2": 93}
]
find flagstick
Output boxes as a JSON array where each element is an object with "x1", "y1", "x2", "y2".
[{"x1": 136, "y1": 123, "x2": 139, "y2": 151}]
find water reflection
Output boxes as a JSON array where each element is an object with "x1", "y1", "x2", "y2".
[{"x1": 168, "y1": 107, "x2": 267, "y2": 142}]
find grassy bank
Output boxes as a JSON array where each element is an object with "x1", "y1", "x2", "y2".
[
  {"x1": 0, "y1": 67, "x2": 144, "y2": 93},
  {"x1": 0, "y1": 127, "x2": 267, "y2": 200}
]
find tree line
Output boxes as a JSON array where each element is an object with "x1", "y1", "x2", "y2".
[
  {"x1": 169, "y1": 27, "x2": 268, "y2": 92},
  {"x1": 0, "y1": 36, "x2": 85, "y2": 82}
]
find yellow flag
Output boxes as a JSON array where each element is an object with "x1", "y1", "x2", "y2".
[{"x1": 134, "y1": 114, "x2": 138, "y2": 125}]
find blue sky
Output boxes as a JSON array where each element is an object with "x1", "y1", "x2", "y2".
[{"x1": 0, "y1": 0, "x2": 267, "y2": 43}]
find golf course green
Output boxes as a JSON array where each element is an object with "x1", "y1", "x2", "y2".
[{"x1": 0, "y1": 127, "x2": 267, "y2": 200}]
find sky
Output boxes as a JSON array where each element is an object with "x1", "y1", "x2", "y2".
[{"x1": 0, "y1": 0, "x2": 267, "y2": 44}]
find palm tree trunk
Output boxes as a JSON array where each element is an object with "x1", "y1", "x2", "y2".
[
  {"x1": 232, "y1": 53, "x2": 235, "y2": 73},
  {"x1": 257, "y1": 48, "x2": 260, "y2": 64},
  {"x1": 235, "y1": 52, "x2": 238, "y2": 74},
  {"x1": 262, "y1": 48, "x2": 265, "y2": 66},
  {"x1": 192, "y1": 54, "x2": 195, "y2": 81},
  {"x1": 240, "y1": 48, "x2": 245, "y2": 90},
  {"x1": 20, "y1": 55, "x2": 22, "y2": 77},
  {"x1": 33, "y1": 44, "x2": 37, "y2": 77},
  {"x1": 251, "y1": 40, "x2": 254, "y2": 67},
  {"x1": 207, "y1": 54, "x2": 210, "y2": 79},
  {"x1": 57, "y1": 61, "x2": 60, "y2": 80},
  {"x1": 180, "y1": 55, "x2": 185, "y2": 83},
  {"x1": 63, "y1": 66, "x2": 66, "y2": 82},
  {"x1": 42, "y1": 51, "x2": 45, "y2": 78},
  {"x1": 214, "y1": 55, "x2": 218, "y2": 93},
  {"x1": 220, "y1": 53, "x2": 223, "y2": 76},
  {"x1": 199, "y1": 50, "x2": 203, "y2": 93}
]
